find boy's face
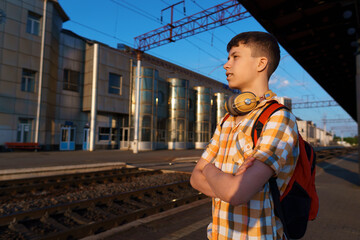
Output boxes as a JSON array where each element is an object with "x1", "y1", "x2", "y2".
[{"x1": 223, "y1": 44, "x2": 259, "y2": 90}]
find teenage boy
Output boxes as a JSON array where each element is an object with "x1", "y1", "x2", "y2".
[{"x1": 190, "y1": 31, "x2": 299, "y2": 240}]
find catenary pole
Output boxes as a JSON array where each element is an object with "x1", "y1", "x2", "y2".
[{"x1": 34, "y1": 0, "x2": 47, "y2": 145}]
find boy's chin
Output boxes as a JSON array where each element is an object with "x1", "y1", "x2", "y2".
[{"x1": 228, "y1": 83, "x2": 240, "y2": 90}]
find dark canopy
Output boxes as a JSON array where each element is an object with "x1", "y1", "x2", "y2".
[{"x1": 239, "y1": 0, "x2": 360, "y2": 121}]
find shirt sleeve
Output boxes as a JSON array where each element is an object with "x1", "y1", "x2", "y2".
[
  {"x1": 252, "y1": 109, "x2": 299, "y2": 175},
  {"x1": 200, "y1": 116, "x2": 224, "y2": 163}
]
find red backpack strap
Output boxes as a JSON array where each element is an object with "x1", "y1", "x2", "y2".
[
  {"x1": 220, "y1": 113, "x2": 230, "y2": 127},
  {"x1": 251, "y1": 101, "x2": 288, "y2": 147}
]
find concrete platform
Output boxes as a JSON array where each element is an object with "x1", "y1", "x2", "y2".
[{"x1": 0, "y1": 149, "x2": 203, "y2": 173}]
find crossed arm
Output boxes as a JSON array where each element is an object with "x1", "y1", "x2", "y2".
[{"x1": 190, "y1": 157, "x2": 274, "y2": 206}]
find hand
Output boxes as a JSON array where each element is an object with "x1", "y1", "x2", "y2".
[{"x1": 235, "y1": 157, "x2": 255, "y2": 176}]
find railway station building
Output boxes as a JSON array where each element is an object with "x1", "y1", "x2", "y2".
[
  {"x1": 0, "y1": 0, "x2": 333, "y2": 151},
  {"x1": 0, "y1": 0, "x2": 237, "y2": 151}
]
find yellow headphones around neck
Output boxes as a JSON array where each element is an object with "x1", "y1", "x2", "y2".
[{"x1": 225, "y1": 90, "x2": 276, "y2": 116}]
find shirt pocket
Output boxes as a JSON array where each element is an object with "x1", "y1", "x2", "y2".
[{"x1": 234, "y1": 131, "x2": 254, "y2": 164}]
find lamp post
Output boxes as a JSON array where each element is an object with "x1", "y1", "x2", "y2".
[
  {"x1": 34, "y1": 0, "x2": 47, "y2": 145},
  {"x1": 133, "y1": 51, "x2": 142, "y2": 153}
]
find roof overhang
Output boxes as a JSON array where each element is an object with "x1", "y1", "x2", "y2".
[{"x1": 238, "y1": 0, "x2": 360, "y2": 121}]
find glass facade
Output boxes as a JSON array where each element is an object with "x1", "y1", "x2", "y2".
[
  {"x1": 194, "y1": 87, "x2": 212, "y2": 148},
  {"x1": 131, "y1": 67, "x2": 157, "y2": 145},
  {"x1": 167, "y1": 78, "x2": 189, "y2": 149},
  {"x1": 130, "y1": 71, "x2": 229, "y2": 150},
  {"x1": 156, "y1": 80, "x2": 169, "y2": 144},
  {"x1": 131, "y1": 66, "x2": 169, "y2": 150},
  {"x1": 188, "y1": 89, "x2": 196, "y2": 145},
  {"x1": 214, "y1": 92, "x2": 228, "y2": 124}
]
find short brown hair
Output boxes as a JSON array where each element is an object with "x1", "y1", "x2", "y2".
[{"x1": 226, "y1": 31, "x2": 280, "y2": 78}]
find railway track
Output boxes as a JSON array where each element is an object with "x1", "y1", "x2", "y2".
[
  {"x1": 0, "y1": 147, "x2": 356, "y2": 239},
  {"x1": 0, "y1": 167, "x2": 162, "y2": 201},
  {"x1": 0, "y1": 180, "x2": 204, "y2": 239},
  {"x1": 315, "y1": 147, "x2": 356, "y2": 161}
]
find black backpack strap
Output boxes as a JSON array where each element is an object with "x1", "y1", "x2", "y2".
[
  {"x1": 251, "y1": 101, "x2": 289, "y2": 238},
  {"x1": 269, "y1": 178, "x2": 289, "y2": 239}
]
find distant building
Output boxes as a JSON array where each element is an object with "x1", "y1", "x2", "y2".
[
  {"x1": 277, "y1": 97, "x2": 334, "y2": 147},
  {"x1": 277, "y1": 96, "x2": 292, "y2": 111},
  {"x1": 297, "y1": 120, "x2": 333, "y2": 147}
]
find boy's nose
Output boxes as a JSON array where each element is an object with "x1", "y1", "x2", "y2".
[{"x1": 223, "y1": 61, "x2": 230, "y2": 70}]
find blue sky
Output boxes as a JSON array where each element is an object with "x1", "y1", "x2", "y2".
[{"x1": 58, "y1": 0, "x2": 357, "y2": 137}]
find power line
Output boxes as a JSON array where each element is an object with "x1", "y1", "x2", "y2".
[
  {"x1": 160, "y1": 0, "x2": 229, "y2": 46},
  {"x1": 110, "y1": 0, "x2": 159, "y2": 22},
  {"x1": 122, "y1": 0, "x2": 161, "y2": 21},
  {"x1": 67, "y1": 18, "x2": 222, "y2": 80},
  {"x1": 159, "y1": 0, "x2": 228, "y2": 52},
  {"x1": 109, "y1": 0, "x2": 226, "y2": 66},
  {"x1": 278, "y1": 65, "x2": 320, "y2": 100},
  {"x1": 67, "y1": 20, "x2": 133, "y2": 46},
  {"x1": 190, "y1": 0, "x2": 237, "y2": 35},
  {"x1": 292, "y1": 100, "x2": 339, "y2": 109},
  {"x1": 324, "y1": 119, "x2": 356, "y2": 123},
  {"x1": 184, "y1": 39, "x2": 224, "y2": 64}
]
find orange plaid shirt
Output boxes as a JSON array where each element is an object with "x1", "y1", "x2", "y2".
[{"x1": 201, "y1": 97, "x2": 299, "y2": 240}]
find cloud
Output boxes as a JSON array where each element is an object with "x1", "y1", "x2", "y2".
[
  {"x1": 294, "y1": 81, "x2": 308, "y2": 87},
  {"x1": 278, "y1": 79, "x2": 290, "y2": 88},
  {"x1": 270, "y1": 74, "x2": 290, "y2": 89},
  {"x1": 269, "y1": 76, "x2": 278, "y2": 85}
]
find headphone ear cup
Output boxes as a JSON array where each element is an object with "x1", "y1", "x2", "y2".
[
  {"x1": 225, "y1": 95, "x2": 241, "y2": 116},
  {"x1": 225, "y1": 92, "x2": 257, "y2": 116},
  {"x1": 234, "y1": 92, "x2": 257, "y2": 113}
]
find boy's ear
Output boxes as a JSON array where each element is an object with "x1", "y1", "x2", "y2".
[{"x1": 257, "y1": 57, "x2": 268, "y2": 73}]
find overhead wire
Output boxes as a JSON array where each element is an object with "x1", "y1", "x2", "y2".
[
  {"x1": 158, "y1": 0, "x2": 230, "y2": 75},
  {"x1": 67, "y1": 16, "x2": 217, "y2": 78},
  {"x1": 113, "y1": 0, "x2": 225, "y2": 60},
  {"x1": 117, "y1": 0, "x2": 227, "y2": 76},
  {"x1": 67, "y1": 20, "x2": 133, "y2": 46},
  {"x1": 277, "y1": 65, "x2": 320, "y2": 100},
  {"x1": 190, "y1": 0, "x2": 237, "y2": 35},
  {"x1": 110, "y1": 0, "x2": 159, "y2": 22}
]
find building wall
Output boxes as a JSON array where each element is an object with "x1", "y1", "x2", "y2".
[
  {"x1": 0, "y1": 0, "x2": 68, "y2": 149},
  {"x1": 56, "y1": 31, "x2": 87, "y2": 149},
  {"x1": 0, "y1": 0, "x2": 236, "y2": 151}
]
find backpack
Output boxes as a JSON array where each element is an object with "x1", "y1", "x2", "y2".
[{"x1": 251, "y1": 101, "x2": 319, "y2": 239}]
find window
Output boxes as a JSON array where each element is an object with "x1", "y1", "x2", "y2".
[
  {"x1": 108, "y1": 73, "x2": 122, "y2": 95},
  {"x1": 98, "y1": 127, "x2": 118, "y2": 141},
  {"x1": 26, "y1": 12, "x2": 41, "y2": 35},
  {"x1": 63, "y1": 69, "x2": 80, "y2": 92},
  {"x1": 99, "y1": 127, "x2": 110, "y2": 141},
  {"x1": 21, "y1": 69, "x2": 36, "y2": 92}
]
